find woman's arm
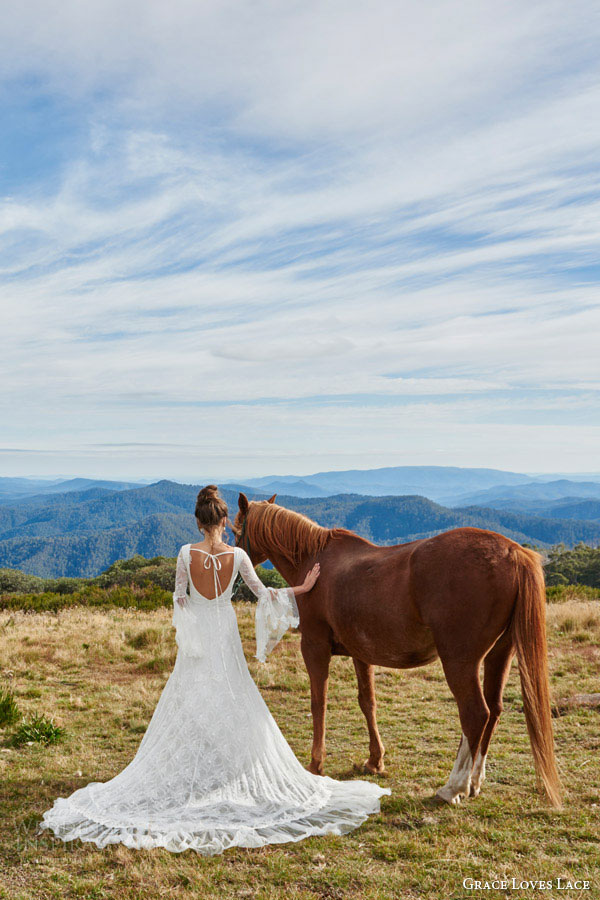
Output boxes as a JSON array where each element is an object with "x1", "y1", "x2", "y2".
[
  {"x1": 171, "y1": 546, "x2": 204, "y2": 657},
  {"x1": 173, "y1": 546, "x2": 189, "y2": 607},
  {"x1": 237, "y1": 550, "x2": 319, "y2": 661},
  {"x1": 288, "y1": 563, "x2": 321, "y2": 597}
]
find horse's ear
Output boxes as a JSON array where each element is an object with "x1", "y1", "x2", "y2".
[
  {"x1": 238, "y1": 492, "x2": 249, "y2": 514},
  {"x1": 267, "y1": 494, "x2": 277, "y2": 504}
]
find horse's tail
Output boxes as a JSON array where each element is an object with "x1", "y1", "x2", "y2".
[{"x1": 511, "y1": 547, "x2": 562, "y2": 808}]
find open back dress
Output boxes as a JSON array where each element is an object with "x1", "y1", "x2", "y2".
[{"x1": 38, "y1": 544, "x2": 389, "y2": 855}]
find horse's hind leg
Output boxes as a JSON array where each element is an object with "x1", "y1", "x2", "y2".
[
  {"x1": 301, "y1": 637, "x2": 332, "y2": 776},
  {"x1": 436, "y1": 659, "x2": 490, "y2": 805},
  {"x1": 470, "y1": 630, "x2": 515, "y2": 797},
  {"x1": 353, "y1": 658, "x2": 385, "y2": 774}
]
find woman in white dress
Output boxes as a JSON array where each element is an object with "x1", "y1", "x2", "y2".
[{"x1": 38, "y1": 485, "x2": 389, "y2": 855}]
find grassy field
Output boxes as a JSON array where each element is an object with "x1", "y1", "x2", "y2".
[{"x1": 1, "y1": 599, "x2": 599, "y2": 900}]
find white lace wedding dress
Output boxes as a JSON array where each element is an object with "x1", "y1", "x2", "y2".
[{"x1": 38, "y1": 544, "x2": 389, "y2": 855}]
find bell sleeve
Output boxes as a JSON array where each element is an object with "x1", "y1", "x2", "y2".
[
  {"x1": 172, "y1": 546, "x2": 189, "y2": 609},
  {"x1": 171, "y1": 545, "x2": 204, "y2": 658},
  {"x1": 237, "y1": 549, "x2": 299, "y2": 662}
]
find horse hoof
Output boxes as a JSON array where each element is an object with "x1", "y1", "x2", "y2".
[
  {"x1": 469, "y1": 784, "x2": 481, "y2": 798},
  {"x1": 363, "y1": 760, "x2": 386, "y2": 776},
  {"x1": 308, "y1": 762, "x2": 324, "y2": 776},
  {"x1": 435, "y1": 787, "x2": 463, "y2": 806}
]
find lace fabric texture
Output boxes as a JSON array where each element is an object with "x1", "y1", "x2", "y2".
[
  {"x1": 38, "y1": 544, "x2": 389, "y2": 855},
  {"x1": 235, "y1": 550, "x2": 300, "y2": 663}
]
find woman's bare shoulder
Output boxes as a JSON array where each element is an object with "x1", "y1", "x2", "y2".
[{"x1": 188, "y1": 541, "x2": 236, "y2": 554}]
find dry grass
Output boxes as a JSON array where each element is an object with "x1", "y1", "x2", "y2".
[
  {"x1": 547, "y1": 600, "x2": 600, "y2": 645},
  {"x1": 0, "y1": 600, "x2": 599, "y2": 900}
]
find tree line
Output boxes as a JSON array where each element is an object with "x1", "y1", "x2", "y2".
[{"x1": 1, "y1": 544, "x2": 599, "y2": 613}]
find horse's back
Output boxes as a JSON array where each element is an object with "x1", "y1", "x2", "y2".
[{"x1": 314, "y1": 526, "x2": 525, "y2": 668}]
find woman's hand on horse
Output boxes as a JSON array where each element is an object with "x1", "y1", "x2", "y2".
[{"x1": 297, "y1": 563, "x2": 320, "y2": 595}]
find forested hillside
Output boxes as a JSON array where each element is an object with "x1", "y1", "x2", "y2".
[
  {"x1": 280, "y1": 494, "x2": 600, "y2": 547},
  {"x1": 541, "y1": 499, "x2": 600, "y2": 522},
  {"x1": 1, "y1": 480, "x2": 599, "y2": 578},
  {"x1": 544, "y1": 544, "x2": 600, "y2": 588}
]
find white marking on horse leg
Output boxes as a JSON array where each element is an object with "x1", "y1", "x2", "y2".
[
  {"x1": 469, "y1": 749, "x2": 487, "y2": 797},
  {"x1": 436, "y1": 734, "x2": 473, "y2": 805}
]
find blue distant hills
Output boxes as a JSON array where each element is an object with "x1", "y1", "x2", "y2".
[
  {"x1": 1, "y1": 466, "x2": 600, "y2": 578},
  {"x1": 0, "y1": 477, "x2": 141, "y2": 504},
  {"x1": 232, "y1": 465, "x2": 531, "y2": 504},
  {"x1": 226, "y1": 466, "x2": 600, "y2": 506}
]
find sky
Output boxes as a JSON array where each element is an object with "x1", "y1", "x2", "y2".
[{"x1": 1, "y1": 0, "x2": 599, "y2": 482}]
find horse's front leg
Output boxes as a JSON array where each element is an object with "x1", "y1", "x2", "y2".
[
  {"x1": 301, "y1": 637, "x2": 331, "y2": 776},
  {"x1": 353, "y1": 658, "x2": 386, "y2": 774}
]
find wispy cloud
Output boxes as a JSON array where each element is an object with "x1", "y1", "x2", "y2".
[{"x1": 1, "y1": 0, "x2": 599, "y2": 478}]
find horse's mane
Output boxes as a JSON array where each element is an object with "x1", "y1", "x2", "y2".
[{"x1": 247, "y1": 501, "x2": 353, "y2": 565}]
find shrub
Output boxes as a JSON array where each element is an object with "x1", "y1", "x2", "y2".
[
  {"x1": 0, "y1": 556, "x2": 176, "y2": 596},
  {"x1": 0, "y1": 569, "x2": 47, "y2": 595},
  {"x1": 0, "y1": 584, "x2": 172, "y2": 613},
  {"x1": 0, "y1": 569, "x2": 84, "y2": 595},
  {"x1": 1, "y1": 561, "x2": 285, "y2": 611},
  {"x1": 10, "y1": 714, "x2": 65, "y2": 746},
  {"x1": 127, "y1": 627, "x2": 163, "y2": 650},
  {"x1": 139, "y1": 655, "x2": 172, "y2": 674},
  {"x1": 546, "y1": 583, "x2": 600, "y2": 603},
  {"x1": 0, "y1": 688, "x2": 20, "y2": 727},
  {"x1": 93, "y1": 555, "x2": 177, "y2": 590}
]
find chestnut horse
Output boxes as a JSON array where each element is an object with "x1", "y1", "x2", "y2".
[{"x1": 234, "y1": 493, "x2": 561, "y2": 808}]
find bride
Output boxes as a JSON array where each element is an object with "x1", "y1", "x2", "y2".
[{"x1": 38, "y1": 485, "x2": 389, "y2": 855}]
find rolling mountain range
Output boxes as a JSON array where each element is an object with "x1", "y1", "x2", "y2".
[
  {"x1": 226, "y1": 466, "x2": 600, "y2": 507},
  {"x1": 0, "y1": 476, "x2": 141, "y2": 504},
  {"x1": 542, "y1": 499, "x2": 600, "y2": 522},
  {"x1": 451, "y1": 479, "x2": 600, "y2": 512},
  {"x1": 233, "y1": 466, "x2": 533, "y2": 504},
  {"x1": 1, "y1": 478, "x2": 600, "y2": 578}
]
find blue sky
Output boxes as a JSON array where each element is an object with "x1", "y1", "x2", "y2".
[{"x1": 1, "y1": 0, "x2": 599, "y2": 481}]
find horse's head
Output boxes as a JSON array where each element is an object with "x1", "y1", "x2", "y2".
[{"x1": 233, "y1": 492, "x2": 277, "y2": 565}]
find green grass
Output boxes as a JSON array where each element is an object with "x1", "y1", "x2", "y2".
[
  {"x1": 9, "y1": 714, "x2": 65, "y2": 747},
  {"x1": 0, "y1": 598, "x2": 598, "y2": 899},
  {"x1": 125, "y1": 627, "x2": 163, "y2": 650},
  {"x1": 0, "y1": 687, "x2": 20, "y2": 726}
]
